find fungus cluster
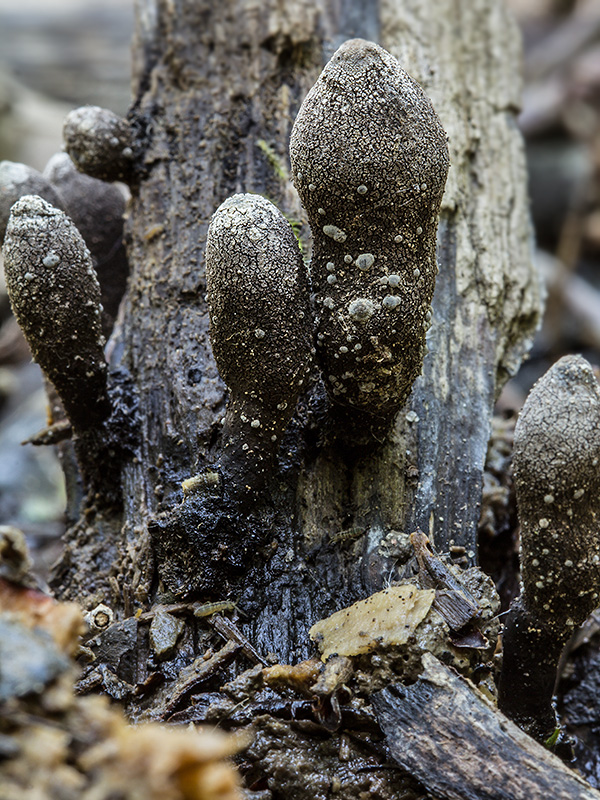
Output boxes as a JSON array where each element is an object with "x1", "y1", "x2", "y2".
[
  {"x1": 1, "y1": 108, "x2": 134, "y2": 502},
  {"x1": 1, "y1": 154, "x2": 129, "y2": 339},
  {"x1": 498, "y1": 355, "x2": 600, "y2": 742},
  {"x1": 206, "y1": 38, "x2": 449, "y2": 490},
  {"x1": 44, "y1": 153, "x2": 128, "y2": 335},
  {"x1": 2, "y1": 41, "x2": 450, "y2": 584}
]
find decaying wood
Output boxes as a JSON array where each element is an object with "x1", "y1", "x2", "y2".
[
  {"x1": 373, "y1": 653, "x2": 600, "y2": 800},
  {"x1": 378, "y1": 0, "x2": 541, "y2": 559},
  {"x1": 46, "y1": 0, "x2": 540, "y2": 670},
  {"x1": 1, "y1": 1, "x2": 558, "y2": 797}
]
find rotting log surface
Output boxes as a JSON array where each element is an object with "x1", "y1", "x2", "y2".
[
  {"x1": 0, "y1": 1, "x2": 565, "y2": 798},
  {"x1": 50, "y1": 0, "x2": 539, "y2": 676},
  {"x1": 374, "y1": 653, "x2": 600, "y2": 800}
]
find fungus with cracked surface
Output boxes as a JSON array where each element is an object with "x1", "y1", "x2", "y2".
[
  {"x1": 205, "y1": 193, "x2": 313, "y2": 500},
  {"x1": 2, "y1": 195, "x2": 110, "y2": 432},
  {"x1": 44, "y1": 152, "x2": 129, "y2": 335},
  {"x1": 290, "y1": 38, "x2": 449, "y2": 443},
  {"x1": 498, "y1": 355, "x2": 600, "y2": 743}
]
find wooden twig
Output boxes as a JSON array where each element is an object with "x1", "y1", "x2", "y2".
[
  {"x1": 160, "y1": 639, "x2": 241, "y2": 719},
  {"x1": 209, "y1": 614, "x2": 267, "y2": 666},
  {"x1": 373, "y1": 653, "x2": 600, "y2": 800}
]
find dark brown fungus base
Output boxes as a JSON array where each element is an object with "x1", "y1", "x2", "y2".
[
  {"x1": 205, "y1": 193, "x2": 313, "y2": 502},
  {"x1": 0, "y1": 161, "x2": 64, "y2": 241},
  {"x1": 63, "y1": 106, "x2": 135, "y2": 183},
  {"x1": 2, "y1": 195, "x2": 110, "y2": 432},
  {"x1": 44, "y1": 153, "x2": 129, "y2": 336},
  {"x1": 148, "y1": 494, "x2": 265, "y2": 597},
  {"x1": 289, "y1": 39, "x2": 449, "y2": 445},
  {"x1": 498, "y1": 355, "x2": 600, "y2": 743}
]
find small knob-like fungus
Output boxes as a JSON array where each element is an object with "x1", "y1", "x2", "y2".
[
  {"x1": 205, "y1": 193, "x2": 312, "y2": 498},
  {"x1": 290, "y1": 39, "x2": 449, "y2": 440},
  {"x1": 63, "y1": 106, "x2": 135, "y2": 183},
  {"x1": 3, "y1": 196, "x2": 110, "y2": 432},
  {"x1": 498, "y1": 355, "x2": 600, "y2": 742}
]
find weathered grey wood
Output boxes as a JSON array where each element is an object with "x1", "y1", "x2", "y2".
[
  {"x1": 373, "y1": 653, "x2": 600, "y2": 800},
  {"x1": 381, "y1": 0, "x2": 541, "y2": 556},
  {"x1": 301, "y1": 0, "x2": 541, "y2": 586}
]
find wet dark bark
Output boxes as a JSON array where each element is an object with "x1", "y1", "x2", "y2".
[{"x1": 374, "y1": 654, "x2": 600, "y2": 800}]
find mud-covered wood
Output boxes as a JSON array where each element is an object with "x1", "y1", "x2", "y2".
[
  {"x1": 373, "y1": 653, "x2": 600, "y2": 800},
  {"x1": 49, "y1": 0, "x2": 540, "y2": 673}
]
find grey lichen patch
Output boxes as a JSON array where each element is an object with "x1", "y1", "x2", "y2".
[
  {"x1": 498, "y1": 355, "x2": 600, "y2": 742},
  {"x1": 43, "y1": 253, "x2": 60, "y2": 267},
  {"x1": 322, "y1": 225, "x2": 347, "y2": 243},
  {"x1": 205, "y1": 193, "x2": 312, "y2": 498},
  {"x1": 382, "y1": 296, "x2": 402, "y2": 310},
  {"x1": 348, "y1": 298, "x2": 375, "y2": 323},
  {"x1": 289, "y1": 39, "x2": 449, "y2": 438},
  {"x1": 63, "y1": 106, "x2": 134, "y2": 183},
  {"x1": 355, "y1": 253, "x2": 374, "y2": 271},
  {"x1": 0, "y1": 161, "x2": 63, "y2": 241},
  {"x1": 2, "y1": 196, "x2": 110, "y2": 431}
]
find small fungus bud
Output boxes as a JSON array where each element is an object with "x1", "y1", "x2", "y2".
[
  {"x1": 0, "y1": 161, "x2": 63, "y2": 241},
  {"x1": 498, "y1": 355, "x2": 600, "y2": 742},
  {"x1": 63, "y1": 106, "x2": 134, "y2": 183},
  {"x1": 205, "y1": 193, "x2": 312, "y2": 498},
  {"x1": 290, "y1": 39, "x2": 449, "y2": 441},
  {"x1": 44, "y1": 153, "x2": 129, "y2": 335},
  {"x1": 3, "y1": 196, "x2": 110, "y2": 431}
]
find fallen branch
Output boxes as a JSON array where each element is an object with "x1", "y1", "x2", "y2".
[{"x1": 373, "y1": 653, "x2": 600, "y2": 800}]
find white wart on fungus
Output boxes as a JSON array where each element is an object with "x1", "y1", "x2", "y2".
[
  {"x1": 205, "y1": 193, "x2": 312, "y2": 500},
  {"x1": 289, "y1": 39, "x2": 449, "y2": 443},
  {"x1": 2, "y1": 196, "x2": 110, "y2": 433},
  {"x1": 498, "y1": 355, "x2": 600, "y2": 743}
]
